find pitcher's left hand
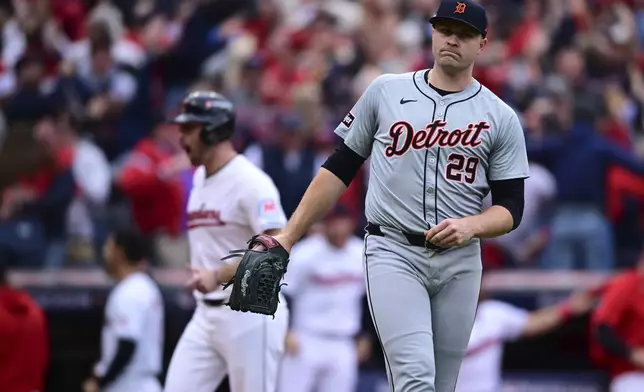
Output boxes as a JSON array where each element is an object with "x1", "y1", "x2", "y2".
[{"x1": 424, "y1": 218, "x2": 476, "y2": 248}]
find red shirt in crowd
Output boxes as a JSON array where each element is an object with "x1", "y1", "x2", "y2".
[
  {"x1": 591, "y1": 270, "x2": 644, "y2": 378},
  {"x1": 606, "y1": 166, "x2": 644, "y2": 224},
  {"x1": 0, "y1": 287, "x2": 49, "y2": 392},
  {"x1": 50, "y1": 0, "x2": 86, "y2": 41},
  {"x1": 117, "y1": 139, "x2": 187, "y2": 236}
]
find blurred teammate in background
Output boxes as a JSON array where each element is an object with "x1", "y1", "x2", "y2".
[
  {"x1": 455, "y1": 274, "x2": 596, "y2": 392},
  {"x1": 83, "y1": 228, "x2": 164, "y2": 392},
  {"x1": 590, "y1": 245, "x2": 644, "y2": 392},
  {"x1": 0, "y1": 260, "x2": 49, "y2": 392},
  {"x1": 278, "y1": 204, "x2": 370, "y2": 392},
  {"x1": 164, "y1": 91, "x2": 289, "y2": 392}
]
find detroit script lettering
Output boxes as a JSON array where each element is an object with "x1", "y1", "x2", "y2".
[{"x1": 384, "y1": 120, "x2": 490, "y2": 157}]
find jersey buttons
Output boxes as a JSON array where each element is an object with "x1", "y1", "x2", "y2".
[
  {"x1": 439, "y1": 101, "x2": 445, "y2": 106},
  {"x1": 429, "y1": 158, "x2": 436, "y2": 164},
  {"x1": 427, "y1": 187, "x2": 434, "y2": 194}
]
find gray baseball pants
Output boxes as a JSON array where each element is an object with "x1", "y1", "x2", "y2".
[{"x1": 363, "y1": 226, "x2": 482, "y2": 392}]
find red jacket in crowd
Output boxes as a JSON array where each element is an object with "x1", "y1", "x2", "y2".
[
  {"x1": 117, "y1": 139, "x2": 187, "y2": 236},
  {"x1": 590, "y1": 269, "x2": 644, "y2": 379},
  {"x1": 606, "y1": 166, "x2": 644, "y2": 225},
  {"x1": 0, "y1": 287, "x2": 49, "y2": 392}
]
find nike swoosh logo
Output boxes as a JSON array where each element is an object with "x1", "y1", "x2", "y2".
[{"x1": 400, "y1": 98, "x2": 417, "y2": 105}]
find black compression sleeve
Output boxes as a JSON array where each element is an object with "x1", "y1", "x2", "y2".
[
  {"x1": 489, "y1": 178, "x2": 525, "y2": 230},
  {"x1": 597, "y1": 324, "x2": 632, "y2": 359},
  {"x1": 321, "y1": 143, "x2": 367, "y2": 186},
  {"x1": 98, "y1": 339, "x2": 136, "y2": 388}
]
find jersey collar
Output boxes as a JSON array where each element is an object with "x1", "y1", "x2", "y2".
[
  {"x1": 203, "y1": 155, "x2": 241, "y2": 185},
  {"x1": 412, "y1": 69, "x2": 481, "y2": 105}
]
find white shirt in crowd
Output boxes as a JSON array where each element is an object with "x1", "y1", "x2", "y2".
[
  {"x1": 186, "y1": 155, "x2": 287, "y2": 301},
  {"x1": 67, "y1": 138, "x2": 111, "y2": 239},
  {"x1": 282, "y1": 234, "x2": 365, "y2": 337},
  {"x1": 455, "y1": 300, "x2": 529, "y2": 392},
  {"x1": 95, "y1": 272, "x2": 164, "y2": 380}
]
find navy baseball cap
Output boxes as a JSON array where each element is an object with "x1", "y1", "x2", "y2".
[
  {"x1": 429, "y1": 0, "x2": 488, "y2": 38},
  {"x1": 324, "y1": 204, "x2": 353, "y2": 221}
]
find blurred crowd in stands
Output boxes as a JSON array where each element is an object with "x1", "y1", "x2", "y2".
[{"x1": 0, "y1": 0, "x2": 643, "y2": 271}]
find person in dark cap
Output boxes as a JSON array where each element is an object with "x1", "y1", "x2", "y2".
[
  {"x1": 427, "y1": 0, "x2": 489, "y2": 78},
  {"x1": 214, "y1": 0, "x2": 529, "y2": 391}
]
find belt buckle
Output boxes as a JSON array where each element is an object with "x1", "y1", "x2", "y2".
[
  {"x1": 424, "y1": 238, "x2": 432, "y2": 249},
  {"x1": 424, "y1": 238, "x2": 441, "y2": 251}
]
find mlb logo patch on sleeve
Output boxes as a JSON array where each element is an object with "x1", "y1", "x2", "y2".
[
  {"x1": 342, "y1": 112, "x2": 355, "y2": 128},
  {"x1": 261, "y1": 200, "x2": 277, "y2": 213},
  {"x1": 258, "y1": 199, "x2": 282, "y2": 222}
]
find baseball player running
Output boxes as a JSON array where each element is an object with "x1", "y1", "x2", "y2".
[
  {"x1": 455, "y1": 279, "x2": 596, "y2": 392},
  {"x1": 83, "y1": 228, "x2": 164, "y2": 392},
  {"x1": 278, "y1": 205, "x2": 367, "y2": 392},
  {"x1": 163, "y1": 92, "x2": 289, "y2": 392},
  {"x1": 207, "y1": 0, "x2": 529, "y2": 390}
]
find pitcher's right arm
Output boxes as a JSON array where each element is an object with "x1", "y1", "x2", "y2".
[{"x1": 206, "y1": 75, "x2": 388, "y2": 286}]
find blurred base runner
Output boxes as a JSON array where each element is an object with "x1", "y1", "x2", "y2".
[
  {"x1": 164, "y1": 303, "x2": 288, "y2": 392},
  {"x1": 163, "y1": 91, "x2": 291, "y2": 392}
]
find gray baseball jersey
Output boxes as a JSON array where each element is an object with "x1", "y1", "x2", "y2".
[
  {"x1": 333, "y1": 69, "x2": 529, "y2": 392},
  {"x1": 335, "y1": 70, "x2": 530, "y2": 235}
]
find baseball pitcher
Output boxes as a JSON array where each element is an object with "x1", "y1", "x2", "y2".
[{"x1": 203, "y1": 1, "x2": 529, "y2": 391}]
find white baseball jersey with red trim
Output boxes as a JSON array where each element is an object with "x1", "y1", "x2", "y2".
[
  {"x1": 282, "y1": 234, "x2": 366, "y2": 337},
  {"x1": 164, "y1": 155, "x2": 290, "y2": 392},
  {"x1": 455, "y1": 300, "x2": 529, "y2": 392},
  {"x1": 186, "y1": 155, "x2": 288, "y2": 301},
  {"x1": 278, "y1": 234, "x2": 366, "y2": 392}
]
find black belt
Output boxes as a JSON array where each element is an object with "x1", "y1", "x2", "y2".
[
  {"x1": 365, "y1": 222, "x2": 442, "y2": 250},
  {"x1": 203, "y1": 299, "x2": 226, "y2": 307}
]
